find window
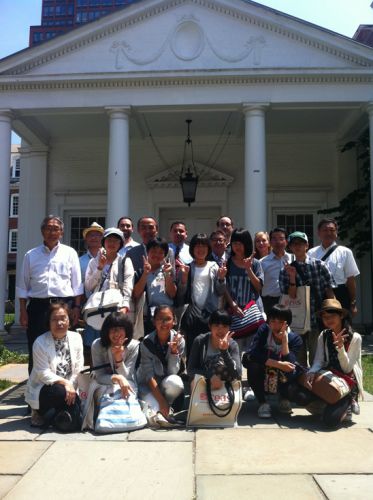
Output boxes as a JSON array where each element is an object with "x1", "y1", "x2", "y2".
[
  {"x1": 276, "y1": 213, "x2": 315, "y2": 247},
  {"x1": 70, "y1": 216, "x2": 106, "y2": 255},
  {"x1": 8, "y1": 230, "x2": 17, "y2": 253},
  {"x1": 11, "y1": 157, "x2": 20, "y2": 179},
  {"x1": 10, "y1": 194, "x2": 19, "y2": 217}
]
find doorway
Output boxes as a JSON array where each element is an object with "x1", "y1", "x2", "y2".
[{"x1": 159, "y1": 207, "x2": 221, "y2": 242}]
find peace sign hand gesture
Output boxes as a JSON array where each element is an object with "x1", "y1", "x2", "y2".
[
  {"x1": 218, "y1": 331, "x2": 233, "y2": 351},
  {"x1": 332, "y1": 328, "x2": 348, "y2": 349},
  {"x1": 217, "y1": 260, "x2": 227, "y2": 280},
  {"x1": 142, "y1": 255, "x2": 152, "y2": 275}
]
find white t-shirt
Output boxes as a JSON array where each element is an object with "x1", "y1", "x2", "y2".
[
  {"x1": 192, "y1": 265, "x2": 211, "y2": 309},
  {"x1": 307, "y1": 243, "x2": 359, "y2": 285}
]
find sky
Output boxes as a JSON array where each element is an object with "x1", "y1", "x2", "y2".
[{"x1": 0, "y1": 0, "x2": 373, "y2": 60}]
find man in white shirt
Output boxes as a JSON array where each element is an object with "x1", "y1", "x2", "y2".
[
  {"x1": 308, "y1": 218, "x2": 359, "y2": 316},
  {"x1": 17, "y1": 215, "x2": 84, "y2": 372},
  {"x1": 117, "y1": 216, "x2": 140, "y2": 256},
  {"x1": 168, "y1": 221, "x2": 193, "y2": 267},
  {"x1": 261, "y1": 227, "x2": 293, "y2": 315},
  {"x1": 216, "y1": 215, "x2": 234, "y2": 245}
]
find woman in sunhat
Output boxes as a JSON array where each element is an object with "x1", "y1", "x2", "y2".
[{"x1": 297, "y1": 299, "x2": 363, "y2": 427}]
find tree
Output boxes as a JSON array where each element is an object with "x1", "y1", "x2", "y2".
[{"x1": 318, "y1": 129, "x2": 370, "y2": 258}]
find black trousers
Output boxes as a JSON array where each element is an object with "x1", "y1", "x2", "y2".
[
  {"x1": 39, "y1": 384, "x2": 81, "y2": 416},
  {"x1": 262, "y1": 296, "x2": 280, "y2": 316}
]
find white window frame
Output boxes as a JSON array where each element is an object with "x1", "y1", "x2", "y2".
[
  {"x1": 11, "y1": 156, "x2": 20, "y2": 179},
  {"x1": 8, "y1": 229, "x2": 18, "y2": 253},
  {"x1": 10, "y1": 193, "x2": 19, "y2": 217}
]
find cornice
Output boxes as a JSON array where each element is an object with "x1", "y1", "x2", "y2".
[
  {"x1": 2, "y1": 0, "x2": 372, "y2": 76},
  {"x1": 1, "y1": 72, "x2": 373, "y2": 92}
]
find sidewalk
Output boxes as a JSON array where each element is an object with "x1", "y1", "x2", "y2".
[{"x1": 1, "y1": 331, "x2": 373, "y2": 499}]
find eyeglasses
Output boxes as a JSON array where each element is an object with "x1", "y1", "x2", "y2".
[
  {"x1": 211, "y1": 238, "x2": 225, "y2": 243},
  {"x1": 51, "y1": 317, "x2": 69, "y2": 323},
  {"x1": 44, "y1": 226, "x2": 62, "y2": 233}
]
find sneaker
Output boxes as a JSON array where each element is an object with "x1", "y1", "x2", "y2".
[
  {"x1": 351, "y1": 399, "x2": 360, "y2": 415},
  {"x1": 30, "y1": 410, "x2": 45, "y2": 427},
  {"x1": 305, "y1": 400, "x2": 326, "y2": 416},
  {"x1": 243, "y1": 388, "x2": 255, "y2": 402},
  {"x1": 258, "y1": 403, "x2": 272, "y2": 418},
  {"x1": 278, "y1": 398, "x2": 293, "y2": 414}
]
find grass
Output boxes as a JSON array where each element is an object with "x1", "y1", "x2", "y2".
[
  {"x1": 0, "y1": 340, "x2": 28, "y2": 366},
  {"x1": 362, "y1": 355, "x2": 373, "y2": 394},
  {"x1": 0, "y1": 379, "x2": 13, "y2": 392}
]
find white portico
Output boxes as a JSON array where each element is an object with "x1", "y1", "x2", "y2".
[{"x1": 0, "y1": 0, "x2": 373, "y2": 328}]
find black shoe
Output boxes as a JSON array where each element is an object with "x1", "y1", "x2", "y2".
[{"x1": 54, "y1": 410, "x2": 73, "y2": 432}]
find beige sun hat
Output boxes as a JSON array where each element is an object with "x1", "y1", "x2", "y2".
[
  {"x1": 316, "y1": 299, "x2": 349, "y2": 318},
  {"x1": 82, "y1": 222, "x2": 104, "y2": 239}
]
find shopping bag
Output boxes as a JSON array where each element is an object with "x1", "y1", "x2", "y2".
[
  {"x1": 187, "y1": 375, "x2": 242, "y2": 428},
  {"x1": 279, "y1": 285, "x2": 311, "y2": 334}
]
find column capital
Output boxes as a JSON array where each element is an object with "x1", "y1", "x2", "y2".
[
  {"x1": 242, "y1": 103, "x2": 270, "y2": 116},
  {"x1": 0, "y1": 109, "x2": 13, "y2": 122},
  {"x1": 105, "y1": 106, "x2": 131, "y2": 118}
]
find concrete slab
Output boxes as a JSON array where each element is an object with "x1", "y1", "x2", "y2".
[
  {"x1": 0, "y1": 476, "x2": 22, "y2": 498},
  {"x1": 0, "y1": 364, "x2": 28, "y2": 383},
  {"x1": 237, "y1": 401, "x2": 281, "y2": 428},
  {"x1": 197, "y1": 475, "x2": 324, "y2": 500},
  {"x1": 128, "y1": 427, "x2": 194, "y2": 441},
  {"x1": 0, "y1": 441, "x2": 52, "y2": 474},
  {"x1": 314, "y1": 474, "x2": 373, "y2": 500},
  {"x1": 4, "y1": 441, "x2": 193, "y2": 500},
  {"x1": 196, "y1": 428, "x2": 373, "y2": 475},
  {"x1": 0, "y1": 404, "x2": 29, "y2": 419},
  {"x1": 36, "y1": 429, "x2": 129, "y2": 441},
  {"x1": 0, "y1": 416, "x2": 42, "y2": 440}
]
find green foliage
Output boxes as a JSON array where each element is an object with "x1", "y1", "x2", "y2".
[
  {"x1": 0, "y1": 340, "x2": 28, "y2": 366},
  {"x1": 362, "y1": 355, "x2": 373, "y2": 395},
  {"x1": 318, "y1": 129, "x2": 370, "y2": 258},
  {"x1": 0, "y1": 379, "x2": 13, "y2": 391}
]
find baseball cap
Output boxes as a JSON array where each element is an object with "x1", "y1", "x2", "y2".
[{"x1": 288, "y1": 231, "x2": 308, "y2": 243}]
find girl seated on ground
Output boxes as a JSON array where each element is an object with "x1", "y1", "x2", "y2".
[
  {"x1": 299, "y1": 299, "x2": 363, "y2": 427},
  {"x1": 26, "y1": 302, "x2": 83, "y2": 432},
  {"x1": 187, "y1": 310, "x2": 242, "y2": 390},
  {"x1": 133, "y1": 238, "x2": 177, "y2": 336},
  {"x1": 91, "y1": 312, "x2": 139, "y2": 396},
  {"x1": 242, "y1": 304, "x2": 302, "y2": 419},
  {"x1": 137, "y1": 305, "x2": 185, "y2": 418}
]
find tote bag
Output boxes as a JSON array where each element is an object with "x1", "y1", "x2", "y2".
[
  {"x1": 230, "y1": 300, "x2": 265, "y2": 339},
  {"x1": 279, "y1": 285, "x2": 311, "y2": 335},
  {"x1": 187, "y1": 374, "x2": 242, "y2": 428},
  {"x1": 95, "y1": 384, "x2": 147, "y2": 433},
  {"x1": 83, "y1": 288, "x2": 124, "y2": 330}
]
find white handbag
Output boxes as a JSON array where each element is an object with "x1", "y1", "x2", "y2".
[
  {"x1": 82, "y1": 288, "x2": 124, "y2": 330},
  {"x1": 187, "y1": 374, "x2": 242, "y2": 428}
]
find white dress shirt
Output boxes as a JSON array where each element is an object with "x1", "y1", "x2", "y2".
[
  {"x1": 307, "y1": 243, "x2": 359, "y2": 285},
  {"x1": 17, "y1": 242, "x2": 83, "y2": 299}
]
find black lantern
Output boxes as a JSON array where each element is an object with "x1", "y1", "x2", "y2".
[{"x1": 180, "y1": 119, "x2": 199, "y2": 206}]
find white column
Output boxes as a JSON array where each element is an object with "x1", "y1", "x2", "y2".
[
  {"x1": 0, "y1": 111, "x2": 12, "y2": 332},
  {"x1": 243, "y1": 104, "x2": 268, "y2": 234},
  {"x1": 14, "y1": 144, "x2": 48, "y2": 326},
  {"x1": 106, "y1": 107, "x2": 130, "y2": 227},
  {"x1": 367, "y1": 103, "x2": 373, "y2": 274}
]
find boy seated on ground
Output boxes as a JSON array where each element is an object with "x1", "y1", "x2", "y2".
[{"x1": 242, "y1": 304, "x2": 303, "y2": 418}]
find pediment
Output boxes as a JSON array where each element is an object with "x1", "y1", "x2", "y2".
[
  {"x1": 1, "y1": 0, "x2": 373, "y2": 78},
  {"x1": 147, "y1": 163, "x2": 234, "y2": 188}
]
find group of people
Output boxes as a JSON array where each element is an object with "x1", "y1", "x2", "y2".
[{"x1": 18, "y1": 213, "x2": 362, "y2": 430}]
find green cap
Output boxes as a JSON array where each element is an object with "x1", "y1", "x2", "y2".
[{"x1": 288, "y1": 231, "x2": 308, "y2": 243}]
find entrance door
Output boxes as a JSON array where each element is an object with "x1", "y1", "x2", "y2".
[{"x1": 159, "y1": 207, "x2": 221, "y2": 242}]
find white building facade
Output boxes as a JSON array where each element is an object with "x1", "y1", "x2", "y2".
[{"x1": 0, "y1": 0, "x2": 372, "y2": 328}]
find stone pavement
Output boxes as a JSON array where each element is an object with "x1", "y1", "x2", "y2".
[
  {"x1": 1, "y1": 380, "x2": 373, "y2": 500},
  {"x1": 1, "y1": 330, "x2": 373, "y2": 499}
]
